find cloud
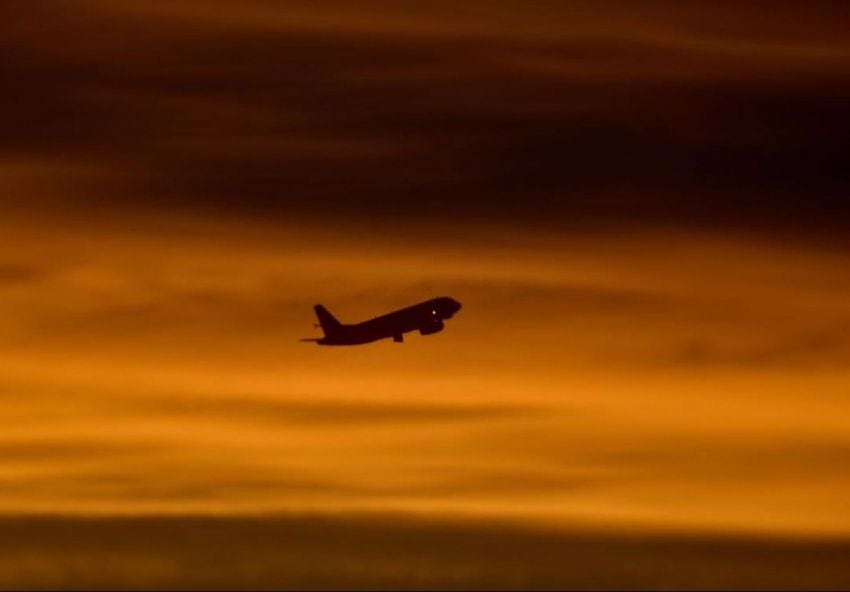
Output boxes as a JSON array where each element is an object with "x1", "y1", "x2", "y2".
[
  {"x1": 598, "y1": 437, "x2": 850, "y2": 481},
  {"x1": 134, "y1": 397, "x2": 541, "y2": 426},
  {"x1": 0, "y1": 265, "x2": 39, "y2": 285},
  {"x1": 0, "y1": 514, "x2": 849, "y2": 589},
  {"x1": 399, "y1": 466, "x2": 597, "y2": 497},
  {"x1": 2, "y1": 2, "x2": 850, "y2": 233},
  {"x1": 0, "y1": 439, "x2": 154, "y2": 463},
  {"x1": 0, "y1": 469, "x2": 369, "y2": 504},
  {"x1": 666, "y1": 331, "x2": 850, "y2": 368}
]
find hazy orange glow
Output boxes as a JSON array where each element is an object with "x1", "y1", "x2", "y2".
[
  {"x1": 1, "y1": 208, "x2": 848, "y2": 537},
  {"x1": 3, "y1": 1, "x2": 850, "y2": 586}
]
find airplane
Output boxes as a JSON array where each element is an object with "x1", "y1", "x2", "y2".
[{"x1": 301, "y1": 297, "x2": 462, "y2": 345}]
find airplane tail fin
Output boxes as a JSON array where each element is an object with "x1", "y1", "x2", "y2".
[{"x1": 314, "y1": 304, "x2": 342, "y2": 336}]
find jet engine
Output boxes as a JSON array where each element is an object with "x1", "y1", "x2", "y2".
[{"x1": 419, "y1": 320, "x2": 444, "y2": 335}]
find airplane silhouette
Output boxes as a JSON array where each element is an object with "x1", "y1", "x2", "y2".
[{"x1": 301, "y1": 297, "x2": 462, "y2": 345}]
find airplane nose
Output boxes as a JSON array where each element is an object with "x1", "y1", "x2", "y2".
[{"x1": 453, "y1": 300, "x2": 462, "y2": 312}]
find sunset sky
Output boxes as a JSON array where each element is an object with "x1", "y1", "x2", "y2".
[{"x1": 2, "y1": 1, "x2": 850, "y2": 588}]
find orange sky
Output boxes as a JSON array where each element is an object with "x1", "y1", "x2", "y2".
[
  {"x1": 2, "y1": 1, "x2": 850, "y2": 561},
  {"x1": 2, "y1": 207, "x2": 849, "y2": 537}
]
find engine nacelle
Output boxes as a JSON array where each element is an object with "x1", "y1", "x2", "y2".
[{"x1": 419, "y1": 320, "x2": 444, "y2": 335}]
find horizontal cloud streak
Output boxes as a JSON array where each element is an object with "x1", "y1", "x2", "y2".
[
  {"x1": 1, "y1": 514, "x2": 849, "y2": 589},
  {"x1": 0, "y1": 264, "x2": 38, "y2": 283},
  {"x1": 3, "y1": 1, "x2": 850, "y2": 233}
]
